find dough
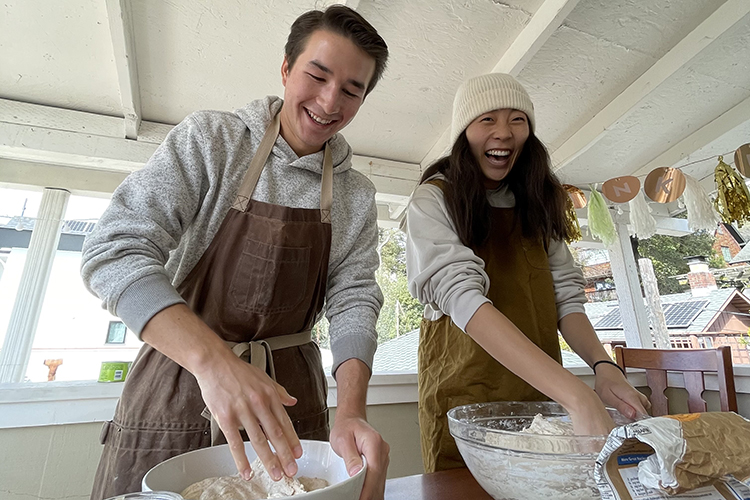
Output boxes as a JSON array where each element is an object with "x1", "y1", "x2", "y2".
[
  {"x1": 181, "y1": 458, "x2": 329, "y2": 500},
  {"x1": 520, "y1": 413, "x2": 574, "y2": 436}
]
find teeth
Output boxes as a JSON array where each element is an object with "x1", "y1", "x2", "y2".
[
  {"x1": 306, "y1": 109, "x2": 333, "y2": 125},
  {"x1": 486, "y1": 149, "x2": 511, "y2": 157}
]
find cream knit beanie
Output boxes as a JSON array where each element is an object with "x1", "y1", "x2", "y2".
[{"x1": 450, "y1": 73, "x2": 535, "y2": 145}]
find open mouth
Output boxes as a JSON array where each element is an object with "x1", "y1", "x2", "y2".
[
  {"x1": 485, "y1": 149, "x2": 512, "y2": 166},
  {"x1": 305, "y1": 108, "x2": 335, "y2": 127}
]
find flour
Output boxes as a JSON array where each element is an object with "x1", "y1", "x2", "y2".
[
  {"x1": 180, "y1": 458, "x2": 328, "y2": 500},
  {"x1": 520, "y1": 413, "x2": 574, "y2": 436}
]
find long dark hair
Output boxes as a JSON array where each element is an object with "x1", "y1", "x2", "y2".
[{"x1": 419, "y1": 131, "x2": 571, "y2": 248}]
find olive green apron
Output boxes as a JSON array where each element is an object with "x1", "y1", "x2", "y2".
[
  {"x1": 91, "y1": 109, "x2": 333, "y2": 499},
  {"x1": 418, "y1": 182, "x2": 561, "y2": 473}
]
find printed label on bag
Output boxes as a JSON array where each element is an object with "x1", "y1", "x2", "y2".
[{"x1": 619, "y1": 468, "x2": 727, "y2": 500}]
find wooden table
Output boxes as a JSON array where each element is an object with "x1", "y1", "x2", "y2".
[{"x1": 384, "y1": 468, "x2": 493, "y2": 499}]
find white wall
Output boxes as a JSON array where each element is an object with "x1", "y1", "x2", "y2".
[{"x1": 0, "y1": 403, "x2": 423, "y2": 500}]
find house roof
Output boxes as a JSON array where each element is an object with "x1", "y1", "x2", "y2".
[
  {"x1": 731, "y1": 243, "x2": 750, "y2": 264},
  {"x1": 734, "y1": 225, "x2": 750, "y2": 246},
  {"x1": 584, "y1": 287, "x2": 744, "y2": 341},
  {"x1": 371, "y1": 328, "x2": 588, "y2": 373},
  {"x1": 372, "y1": 330, "x2": 420, "y2": 373},
  {"x1": 0, "y1": 216, "x2": 96, "y2": 235}
]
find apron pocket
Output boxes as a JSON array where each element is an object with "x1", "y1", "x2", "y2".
[{"x1": 230, "y1": 238, "x2": 310, "y2": 314}]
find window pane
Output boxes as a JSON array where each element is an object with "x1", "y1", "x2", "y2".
[
  {"x1": 25, "y1": 193, "x2": 144, "y2": 383},
  {"x1": 372, "y1": 228, "x2": 422, "y2": 374}
]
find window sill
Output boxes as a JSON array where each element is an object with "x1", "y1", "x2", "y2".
[
  {"x1": 0, "y1": 372, "x2": 419, "y2": 429},
  {"x1": 2, "y1": 365, "x2": 748, "y2": 429}
]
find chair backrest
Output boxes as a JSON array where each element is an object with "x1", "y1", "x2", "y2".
[{"x1": 614, "y1": 346, "x2": 738, "y2": 416}]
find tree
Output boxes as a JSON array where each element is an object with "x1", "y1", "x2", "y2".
[
  {"x1": 312, "y1": 227, "x2": 424, "y2": 348},
  {"x1": 375, "y1": 228, "x2": 423, "y2": 343},
  {"x1": 636, "y1": 231, "x2": 719, "y2": 295}
]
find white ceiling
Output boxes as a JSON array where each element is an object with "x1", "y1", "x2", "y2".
[{"x1": 1, "y1": 0, "x2": 749, "y2": 227}]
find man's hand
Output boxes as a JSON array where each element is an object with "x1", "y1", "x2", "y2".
[
  {"x1": 141, "y1": 304, "x2": 303, "y2": 482},
  {"x1": 331, "y1": 358, "x2": 390, "y2": 500},
  {"x1": 331, "y1": 413, "x2": 390, "y2": 500},
  {"x1": 594, "y1": 362, "x2": 651, "y2": 420},
  {"x1": 194, "y1": 354, "x2": 302, "y2": 481}
]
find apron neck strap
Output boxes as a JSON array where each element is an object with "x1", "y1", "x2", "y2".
[{"x1": 233, "y1": 108, "x2": 334, "y2": 224}]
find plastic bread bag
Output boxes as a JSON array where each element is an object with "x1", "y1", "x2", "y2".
[{"x1": 594, "y1": 412, "x2": 750, "y2": 500}]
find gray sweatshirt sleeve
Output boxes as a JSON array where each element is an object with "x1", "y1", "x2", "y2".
[
  {"x1": 405, "y1": 184, "x2": 491, "y2": 331},
  {"x1": 81, "y1": 115, "x2": 209, "y2": 336},
  {"x1": 547, "y1": 239, "x2": 588, "y2": 319},
  {"x1": 326, "y1": 191, "x2": 384, "y2": 377}
]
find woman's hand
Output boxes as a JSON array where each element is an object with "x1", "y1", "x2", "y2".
[
  {"x1": 594, "y1": 362, "x2": 651, "y2": 420},
  {"x1": 566, "y1": 387, "x2": 617, "y2": 436}
]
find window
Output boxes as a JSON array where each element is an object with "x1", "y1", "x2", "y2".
[
  {"x1": 0, "y1": 187, "x2": 144, "y2": 383},
  {"x1": 595, "y1": 279, "x2": 615, "y2": 291},
  {"x1": 371, "y1": 228, "x2": 422, "y2": 374},
  {"x1": 721, "y1": 246, "x2": 732, "y2": 261},
  {"x1": 106, "y1": 321, "x2": 128, "y2": 344},
  {"x1": 670, "y1": 337, "x2": 693, "y2": 349}
]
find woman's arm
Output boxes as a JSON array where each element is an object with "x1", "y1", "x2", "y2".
[
  {"x1": 466, "y1": 303, "x2": 616, "y2": 436},
  {"x1": 558, "y1": 312, "x2": 651, "y2": 419}
]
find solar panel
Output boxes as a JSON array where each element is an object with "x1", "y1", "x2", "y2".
[
  {"x1": 593, "y1": 299, "x2": 709, "y2": 330},
  {"x1": 663, "y1": 300, "x2": 709, "y2": 328},
  {"x1": 594, "y1": 308, "x2": 623, "y2": 329}
]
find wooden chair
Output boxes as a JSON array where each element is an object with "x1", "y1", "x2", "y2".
[{"x1": 614, "y1": 345, "x2": 738, "y2": 416}]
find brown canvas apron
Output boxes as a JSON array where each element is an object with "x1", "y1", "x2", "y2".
[
  {"x1": 418, "y1": 181, "x2": 561, "y2": 472},
  {"x1": 91, "y1": 109, "x2": 333, "y2": 499}
]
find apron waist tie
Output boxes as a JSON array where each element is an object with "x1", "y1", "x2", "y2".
[{"x1": 200, "y1": 330, "x2": 313, "y2": 445}]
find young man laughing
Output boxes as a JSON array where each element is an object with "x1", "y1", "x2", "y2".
[{"x1": 82, "y1": 6, "x2": 390, "y2": 500}]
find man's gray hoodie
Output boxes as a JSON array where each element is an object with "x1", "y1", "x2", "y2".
[{"x1": 81, "y1": 96, "x2": 383, "y2": 375}]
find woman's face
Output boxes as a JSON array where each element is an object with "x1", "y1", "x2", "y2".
[{"x1": 465, "y1": 109, "x2": 530, "y2": 189}]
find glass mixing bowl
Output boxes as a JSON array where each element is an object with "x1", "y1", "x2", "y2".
[{"x1": 448, "y1": 401, "x2": 631, "y2": 500}]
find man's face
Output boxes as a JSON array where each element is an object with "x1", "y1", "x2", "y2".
[{"x1": 279, "y1": 29, "x2": 376, "y2": 157}]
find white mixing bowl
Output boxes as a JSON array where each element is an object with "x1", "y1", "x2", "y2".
[{"x1": 142, "y1": 440, "x2": 366, "y2": 500}]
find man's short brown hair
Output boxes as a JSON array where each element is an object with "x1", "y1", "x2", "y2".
[{"x1": 286, "y1": 5, "x2": 388, "y2": 97}]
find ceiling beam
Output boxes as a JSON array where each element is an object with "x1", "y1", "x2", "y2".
[
  {"x1": 632, "y1": 96, "x2": 750, "y2": 178},
  {"x1": 551, "y1": 0, "x2": 750, "y2": 173},
  {"x1": 0, "y1": 99, "x2": 125, "y2": 139},
  {"x1": 0, "y1": 121, "x2": 155, "y2": 172},
  {"x1": 490, "y1": 0, "x2": 581, "y2": 77},
  {"x1": 0, "y1": 158, "x2": 128, "y2": 195},
  {"x1": 105, "y1": 0, "x2": 142, "y2": 140},
  {"x1": 0, "y1": 99, "x2": 420, "y2": 207},
  {"x1": 419, "y1": 0, "x2": 580, "y2": 171}
]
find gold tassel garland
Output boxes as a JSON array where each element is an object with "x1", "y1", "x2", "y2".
[{"x1": 713, "y1": 156, "x2": 750, "y2": 227}]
